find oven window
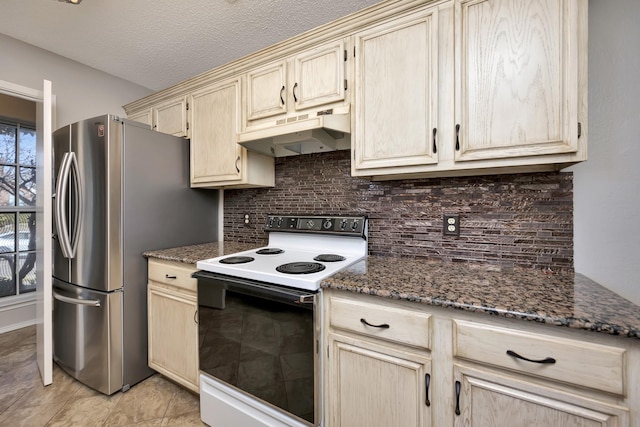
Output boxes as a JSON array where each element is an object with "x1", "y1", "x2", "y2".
[{"x1": 199, "y1": 290, "x2": 315, "y2": 423}]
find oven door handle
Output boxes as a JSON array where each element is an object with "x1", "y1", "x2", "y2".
[
  {"x1": 193, "y1": 271, "x2": 317, "y2": 308},
  {"x1": 298, "y1": 294, "x2": 315, "y2": 304}
]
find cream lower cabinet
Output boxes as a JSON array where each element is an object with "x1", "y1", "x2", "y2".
[
  {"x1": 147, "y1": 259, "x2": 199, "y2": 393},
  {"x1": 323, "y1": 289, "x2": 637, "y2": 427},
  {"x1": 325, "y1": 291, "x2": 433, "y2": 427},
  {"x1": 189, "y1": 77, "x2": 274, "y2": 188},
  {"x1": 453, "y1": 366, "x2": 628, "y2": 427},
  {"x1": 328, "y1": 335, "x2": 432, "y2": 427}
]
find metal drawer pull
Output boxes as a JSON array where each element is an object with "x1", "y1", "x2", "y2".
[
  {"x1": 425, "y1": 373, "x2": 431, "y2": 407},
  {"x1": 506, "y1": 350, "x2": 556, "y2": 364},
  {"x1": 165, "y1": 274, "x2": 177, "y2": 279},
  {"x1": 455, "y1": 380, "x2": 461, "y2": 416},
  {"x1": 360, "y1": 318, "x2": 389, "y2": 329}
]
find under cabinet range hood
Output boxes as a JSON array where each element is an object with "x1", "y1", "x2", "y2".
[{"x1": 237, "y1": 109, "x2": 350, "y2": 157}]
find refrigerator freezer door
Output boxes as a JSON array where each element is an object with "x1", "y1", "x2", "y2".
[{"x1": 52, "y1": 278, "x2": 123, "y2": 395}]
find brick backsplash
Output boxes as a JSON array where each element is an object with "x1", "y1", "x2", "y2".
[{"x1": 224, "y1": 150, "x2": 573, "y2": 272}]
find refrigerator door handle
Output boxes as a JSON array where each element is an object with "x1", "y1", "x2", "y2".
[
  {"x1": 53, "y1": 290, "x2": 101, "y2": 307},
  {"x1": 54, "y1": 152, "x2": 83, "y2": 259}
]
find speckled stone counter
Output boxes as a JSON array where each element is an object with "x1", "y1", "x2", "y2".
[
  {"x1": 321, "y1": 256, "x2": 640, "y2": 339},
  {"x1": 143, "y1": 241, "x2": 256, "y2": 265},
  {"x1": 144, "y1": 243, "x2": 640, "y2": 339}
]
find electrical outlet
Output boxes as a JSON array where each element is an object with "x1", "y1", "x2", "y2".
[
  {"x1": 244, "y1": 213, "x2": 250, "y2": 225},
  {"x1": 443, "y1": 214, "x2": 460, "y2": 236}
]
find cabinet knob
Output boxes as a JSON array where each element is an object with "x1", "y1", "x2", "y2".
[
  {"x1": 293, "y1": 82, "x2": 298, "y2": 103},
  {"x1": 280, "y1": 85, "x2": 285, "y2": 105},
  {"x1": 455, "y1": 380, "x2": 461, "y2": 416}
]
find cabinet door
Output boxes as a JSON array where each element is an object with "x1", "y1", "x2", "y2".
[
  {"x1": 454, "y1": 0, "x2": 582, "y2": 161},
  {"x1": 128, "y1": 109, "x2": 152, "y2": 127},
  {"x1": 148, "y1": 283, "x2": 199, "y2": 393},
  {"x1": 293, "y1": 40, "x2": 346, "y2": 111},
  {"x1": 453, "y1": 366, "x2": 629, "y2": 427},
  {"x1": 328, "y1": 334, "x2": 432, "y2": 427},
  {"x1": 353, "y1": 8, "x2": 439, "y2": 174},
  {"x1": 154, "y1": 96, "x2": 188, "y2": 137},
  {"x1": 245, "y1": 60, "x2": 287, "y2": 121},
  {"x1": 189, "y1": 77, "x2": 243, "y2": 186}
]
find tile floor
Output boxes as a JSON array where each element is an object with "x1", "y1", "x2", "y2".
[{"x1": 0, "y1": 325, "x2": 207, "y2": 426}]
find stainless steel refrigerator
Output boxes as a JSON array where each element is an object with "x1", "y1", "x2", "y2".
[{"x1": 52, "y1": 114, "x2": 217, "y2": 395}]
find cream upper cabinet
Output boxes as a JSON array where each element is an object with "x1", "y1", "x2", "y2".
[
  {"x1": 153, "y1": 96, "x2": 188, "y2": 137},
  {"x1": 243, "y1": 39, "x2": 348, "y2": 131},
  {"x1": 127, "y1": 109, "x2": 152, "y2": 127},
  {"x1": 453, "y1": 0, "x2": 585, "y2": 162},
  {"x1": 245, "y1": 60, "x2": 287, "y2": 122},
  {"x1": 352, "y1": 6, "x2": 439, "y2": 175},
  {"x1": 189, "y1": 77, "x2": 274, "y2": 188},
  {"x1": 128, "y1": 96, "x2": 188, "y2": 137},
  {"x1": 352, "y1": 0, "x2": 587, "y2": 180}
]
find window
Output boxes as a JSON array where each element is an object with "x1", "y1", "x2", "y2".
[{"x1": 0, "y1": 119, "x2": 36, "y2": 298}]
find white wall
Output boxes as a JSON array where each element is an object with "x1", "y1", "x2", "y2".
[
  {"x1": 571, "y1": 0, "x2": 640, "y2": 305},
  {"x1": 0, "y1": 33, "x2": 152, "y2": 129},
  {"x1": 0, "y1": 33, "x2": 153, "y2": 332}
]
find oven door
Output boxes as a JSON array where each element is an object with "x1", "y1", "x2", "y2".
[{"x1": 195, "y1": 271, "x2": 320, "y2": 427}]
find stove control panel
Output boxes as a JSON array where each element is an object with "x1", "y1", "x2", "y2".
[{"x1": 265, "y1": 215, "x2": 367, "y2": 237}]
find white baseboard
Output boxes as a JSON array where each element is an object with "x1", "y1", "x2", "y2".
[{"x1": 0, "y1": 295, "x2": 36, "y2": 334}]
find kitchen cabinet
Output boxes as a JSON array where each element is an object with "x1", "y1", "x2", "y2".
[
  {"x1": 127, "y1": 96, "x2": 188, "y2": 137},
  {"x1": 453, "y1": 320, "x2": 629, "y2": 426},
  {"x1": 243, "y1": 39, "x2": 348, "y2": 131},
  {"x1": 352, "y1": 4, "x2": 439, "y2": 173},
  {"x1": 352, "y1": 0, "x2": 588, "y2": 179},
  {"x1": 323, "y1": 289, "x2": 637, "y2": 427},
  {"x1": 453, "y1": 0, "x2": 584, "y2": 163},
  {"x1": 325, "y1": 292, "x2": 433, "y2": 427},
  {"x1": 147, "y1": 259, "x2": 199, "y2": 393},
  {"x1": 188, "y1": 77, "x2": 274, "y2": 188}
]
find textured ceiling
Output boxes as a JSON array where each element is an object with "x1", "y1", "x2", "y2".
[{"x1": 0, "y1": 0, "x2": 381, "y2": 91}]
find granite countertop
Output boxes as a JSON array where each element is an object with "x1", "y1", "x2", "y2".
[
  {"x1": 322, "y1": 256, "x2": 640, "y2": 339},
  {"x1": 144, "y1": 242, "x2": 640, "y2": 339},
  {"x1": 143, "y1": 241, "x2": 257, "y2": 264}
]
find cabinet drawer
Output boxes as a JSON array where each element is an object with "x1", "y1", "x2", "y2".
[
  {"x1": 329, "y1": 296, "x2": 431, "y2": 350},
  {"x1": 148, "y1": 259, "x2": 197, "y2": 293},
  {"x1": 453, "y1": 320, "x2": 626, "y2": 395}
]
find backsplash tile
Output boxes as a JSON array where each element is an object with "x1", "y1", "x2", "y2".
[{"x1": 224, "y1": 151, "x2": 573, "y2": 272}]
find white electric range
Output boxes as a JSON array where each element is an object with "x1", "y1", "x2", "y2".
[
  {"x1": 196, "y1": 214, "x2": 368, "y2": 291},
  {"x1": 194, "y1": 215, "x2": 368, "y2": 427}
]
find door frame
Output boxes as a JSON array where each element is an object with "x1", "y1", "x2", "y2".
[{"x1": 0, "y1": 79, "x2": 56, "y2": 386}]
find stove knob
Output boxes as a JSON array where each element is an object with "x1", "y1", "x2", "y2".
[
  {"x1": 323, "y1": 219, "x2": 333, "y2": 230},
  {"x1": 276, "y1": 217, "x2": 283, "y2": 227},
  {"x1": 306, "y1": 220, "x2": 315, "y2": 229},
  {"x1": 340, "y1": 219, "x2": 347, "y2": 230},
  {"x1": 268, "y1": 217, "x2": 274, "y2": 228},
  {"x1": 351, "y1": 220, "x2": 359, "y2": 231}
]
